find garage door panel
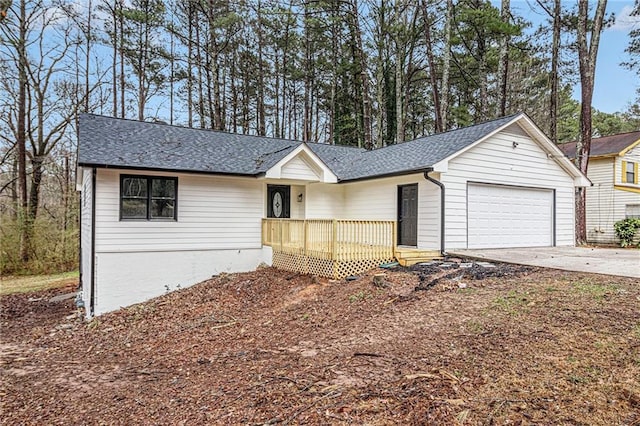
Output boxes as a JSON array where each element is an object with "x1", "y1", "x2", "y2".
[{"x1": 468, "y1": 183, "x2": 553, "y2": 249}]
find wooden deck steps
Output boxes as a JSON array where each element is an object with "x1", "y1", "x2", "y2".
[{"x1": 394, "y1": 247, "x2": 442, "y2": 267}]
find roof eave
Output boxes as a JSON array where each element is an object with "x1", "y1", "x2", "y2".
[
  {"x1": 338, "y1": 167, "x2": 433, "y2": 183},
  {"x1": 77, "y1": 162, "x2": 261, "y2": 179},
  {"x1": 618, "y1": 137, "x2": 640, "y2": 157}
]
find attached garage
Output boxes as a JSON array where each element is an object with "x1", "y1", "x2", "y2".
[{"x1": 467, "y1": 183, "x2": 554, "y2": 249}]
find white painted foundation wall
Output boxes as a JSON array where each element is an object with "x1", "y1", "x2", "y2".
[{"x1": 93, "y1": 248, "x2": 268, "y2": 316}]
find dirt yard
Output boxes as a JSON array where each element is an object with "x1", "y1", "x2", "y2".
[{"x1": 1, "y1": 261, "x2": 639, "y2": 425}]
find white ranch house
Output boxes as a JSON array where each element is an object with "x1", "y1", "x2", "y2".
[
  {"x1": 560, "y1": 131, "x2": 640, "y2": 244},
  {"x1": 77, "y1": 113, "x2": 589, "y2": 316}
]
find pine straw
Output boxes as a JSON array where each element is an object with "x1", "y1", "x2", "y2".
[{"x1": 1, "y1": 264, "x2": 639, "y2": 425}]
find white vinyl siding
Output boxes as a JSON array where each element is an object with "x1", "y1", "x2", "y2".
[
  {"x1": 441, "y1": 127, "x2": 576, "y2": 249},
  {"x1": 94, "y1": 169, "x2": 264, "y2": 252},
  {"x1": 341, "y1": 174, "x2": 441, "y2": 250},
  {"x1": 80, "y1": 167, "x2": 93, "y2": 309},
  {"x1": 289, "y1": 184, "x2": 306, "y2": 219},
  {"x1": 280, "y1": 155, "x2": 321, "y2": 181},
  {"x1": 305, "y1": 183, "x2": 345, "y2": 219},
  {"x1": 585, "y1": 158, "x2": 616, "y2": 243}
]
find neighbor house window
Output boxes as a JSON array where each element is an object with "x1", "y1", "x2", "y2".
[
  {"x1": 626, "y1": 204, "x2": 640, "y2": 219},
  {"x1": 623, "y1": 161, "x2": 637, "y2": 184},
  {"x1": 120, "y1": 175, "x2": 177, "y2": 220}
]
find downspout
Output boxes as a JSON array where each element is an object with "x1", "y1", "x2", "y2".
[
  {"x1": 90, "y1": 167, "x2": 96, "y2": 317},
  {"x1": 423, "y1": 168, "x2": 445, "y2": 255}
]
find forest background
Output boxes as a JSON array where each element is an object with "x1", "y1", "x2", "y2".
[{"x1": 1, "y1": 0, "x2": 639, "y2": 275}]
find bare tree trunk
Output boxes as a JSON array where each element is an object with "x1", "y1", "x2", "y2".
[
  {"x1": 274, "y1": 51, "x2": 280, "y2": 138},
  {"x1": 213, "y1": 60, "x2": 222, "y2": 130},
  {"x1": 497, "y1": 0, "x2": 510, "y2": 116},
  {"x1": 169, "y1": 6, "x2": 174, "y2": 125},
  {"x1": 550, "y1": 0, "x2": 560, "y2": 143},
  {"x1": 119, "y1": 0, "x2": 125, "y2": 118},
  {"x1": 281, "y1": 8, "x2": 292, "y2": 139},
  {"x1": 187, "y1": 3, "x2": 193, "y2": 127},
  {"x1": 403, "y1": 8, "x2": 419, "y2": 139},
  {"x1": 303, "y1": 5, "x2": 311, "y2": 142},
  {"x1": 256, "y1": 0, "x2": 266, "y2": 136},
  {"x1": 17, "y1": 0, "x2": 29, "y2": 262},
  {"x1": 195, "y1": 18, "x2": 205, "y2": 128},
  {"x1": 111, "y1": 1, "x2": 118, "y2": 116},
  {"x1": 231, "y1": 49, "x2": 238, "y2": 133},
  {"x1": 422, "y1": 0, "x2": 442, "y2": 132},
  {"x1": 330, "y1": 1, "x2": 339, "y2": 144},
  {"x1": 394, "y1": 0, "x2": 405, "y2": 143},
  {"x1": 85, "y1": 0, "x2": 92, "y2": 113},
  {"x1": 575, "y1": 0, "x2": 607, "y2": 245},
  {"x1": 440, "y1": 0, "x2": 452, "y2": 130},
  {"x1": 62, "y1": 154, "x2": 69, "y2": 264},
  {"x1": 350, "y1": 0, "x2": 372, "y2": 149}
]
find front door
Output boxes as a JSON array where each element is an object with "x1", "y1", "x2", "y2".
[
  {"x1": 267, "y1": 185, "x2": 290, "y2": 218},
  {"x1": 398, "y1": 184, "x2": 418, "y2": 246}
]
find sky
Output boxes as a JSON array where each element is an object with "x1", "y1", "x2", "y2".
[
  {"x1": 592, "y1": 1, "x2": 639, "y2": 113},
  {"x1": 510, "y1": 1, "x2": 640, "y2": 114}
]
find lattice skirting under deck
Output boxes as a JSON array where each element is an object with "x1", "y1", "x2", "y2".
[{"x1": 272, "y1": 252, "x2": 393, "y2": 279}]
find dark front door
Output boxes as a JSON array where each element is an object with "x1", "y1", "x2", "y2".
[
  {"x1": 267, "y1": 185, "x2": 290, "y2": 218},
  {"x1": 398, "y1": 184, "x2": 418, "y2": 246}
]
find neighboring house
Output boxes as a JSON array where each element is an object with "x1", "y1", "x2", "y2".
[
  {"x1": 559, "y1": 131, "x2": 640, "y2": 244},
  {"x1": 77, "y1": 112, "x2": 589, "y2": 316}
]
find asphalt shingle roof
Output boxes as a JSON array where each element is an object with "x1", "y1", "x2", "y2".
[
  {"x1": 558, "y1": 130, "x2": 640, "y2": 159},
  {"x1": 317, "y1": 114, "x2": 520, "y2": 181},
  {"x1": 78, "y1": 113, "x2": 522, "y2": 181},
  {"x1": 78, "y1": 114, "x2": 302, "y2": 176}
]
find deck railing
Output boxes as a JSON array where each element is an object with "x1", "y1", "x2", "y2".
[{"x1": 262, "y1": 218, "x2": 396, "y2": 261}]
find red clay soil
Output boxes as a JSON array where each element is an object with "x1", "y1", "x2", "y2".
[{"x1": 1, "y1": 263, "x2": 639, "y2": 425}]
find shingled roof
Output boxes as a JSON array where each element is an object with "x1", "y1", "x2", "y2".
[
  {"x1": 558, "y1": 130, "x2": 640, "y2": 159},
  {"x1": 78, "y1": 114, "x2": 303, "y2": 176},
  {"x1": 318, "y1": 114, "x2": 519, "y2": 181},
  {"x1": 78, "y1": 113, "x2": 522, "y2": 181}
]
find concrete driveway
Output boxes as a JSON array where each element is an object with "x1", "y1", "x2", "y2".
[{"x1": 451, "y1": 247, "x2": 640, "y2": 278}]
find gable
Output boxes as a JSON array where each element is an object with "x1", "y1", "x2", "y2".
[
  {"x1": 264, "y1": 144, "x2": 338, "y2": 183},
  {"x1": 280, "y1": 153, "x2": 323, "y2": 181},
  {"x1": 502, "y1": 122, "x2": 529, "y2": 137},
  {"x1": 432, "y1": 115, "x2": 590, "y2": 187}
]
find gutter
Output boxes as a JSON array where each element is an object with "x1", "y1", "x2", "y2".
[
  {"x1": 90, "y1": 167, "x2": 96, "y2": 317},
  {"x1": 423, "y1": 168, "x2": 445, "y2": 255}
]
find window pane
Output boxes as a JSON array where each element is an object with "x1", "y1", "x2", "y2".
[
  {"x1": 152, "y1": 179, "x2": 175, "y2": 198},
  {"x1": 626, "y1": 204, "x2": 640, "y2": 219},
  {"x1": 123, "y1": 177, "x2": 147, "y2": 198},
  {"x1": 151, "y1": 200, "x2": 175, "y2": 218},
  {"x1": 122, "y1": 198, "x2": 147, "y2": 218}
]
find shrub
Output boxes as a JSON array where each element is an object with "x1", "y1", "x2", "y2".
[{"x1": 613, "y1": 218, "x2": 640, "y2": 248}]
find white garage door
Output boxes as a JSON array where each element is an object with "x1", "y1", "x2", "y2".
[{"x1": 467, "y1": 183, "x2": 554, "y2": 249}]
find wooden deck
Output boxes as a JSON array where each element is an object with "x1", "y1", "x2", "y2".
[{"x1": 262, "y1": 219, "x2": 396, "y2": 278}]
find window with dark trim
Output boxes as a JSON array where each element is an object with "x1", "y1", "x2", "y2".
[{"x1": 120, "y1": 175, "x2": 177, "y2": 220}]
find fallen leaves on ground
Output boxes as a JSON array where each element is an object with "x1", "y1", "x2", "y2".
[{"x1": 1, "y1": 261, "x2": 639, "y2": 425}]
